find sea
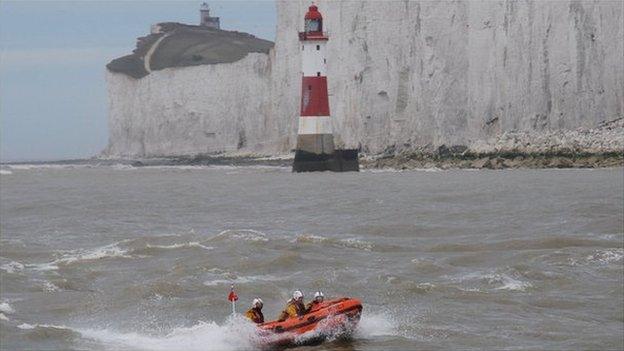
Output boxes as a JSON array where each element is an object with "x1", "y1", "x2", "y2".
[{"x1": 0, "y1": 164, "x2": 622, "y2": 350}]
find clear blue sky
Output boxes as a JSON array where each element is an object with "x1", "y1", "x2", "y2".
[{"x1": 0, "y1": 1, "x2": 276, "y2": 162}]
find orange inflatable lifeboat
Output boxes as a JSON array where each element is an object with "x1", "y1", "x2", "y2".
[{"x1": 257, "y1": 297, "x2": 362, "y2": 348}]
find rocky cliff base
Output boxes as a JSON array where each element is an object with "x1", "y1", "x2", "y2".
[
  {"x1": 93, "y1": 149, "x2": 623, "y2": 170},
  {"x1": 364, "y1": 117, "x2": 624, "y2": 169},
  {"x1": 362, "y1": 151, "x2": 623, "y2": 170}
]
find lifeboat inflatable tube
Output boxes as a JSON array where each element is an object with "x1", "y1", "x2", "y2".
[{"x1": 257, "y1": 297, "x2": 362, "y2": 348}]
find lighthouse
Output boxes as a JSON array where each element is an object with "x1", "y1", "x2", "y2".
[
  {"x1": 293, "y1": 4, "x2": 359, "y2": 172},
  {"x1": 200, "y1": 2, "x2": 220, "y2": 29}
]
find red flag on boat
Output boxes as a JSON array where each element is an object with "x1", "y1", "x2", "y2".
[{"x1": 228, "y1": 284, "x2": 238, "y2": 302}]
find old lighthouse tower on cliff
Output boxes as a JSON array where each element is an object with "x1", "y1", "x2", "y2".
[{"x1": 292, "y1": 4, "x2": 359, "y2": 172}]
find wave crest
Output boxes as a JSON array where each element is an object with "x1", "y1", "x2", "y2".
[
  {"x1": 0, "y1": 259, "x2": 25, "y2": 273},
  {"x1": 586, "y1": 248, "x2": 623, "y2": 265},
  {"x1": 211, "y1": 229, "x2": 269, "y2": 243},
  {"x1": 295, "y1": 234, "x2": 374, "y2": 251}
]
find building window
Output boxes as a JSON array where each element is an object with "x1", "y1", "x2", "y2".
[
  {"x1": 317, "y1": 72, "x2": 321, "y2": 77},
  {"x1": 308, "y1": 85, "x2": 312, "y2": 90},
  {"x1": 324, "y1": 58, "x2": 326, "y2": 63},
  {"x1": 316, "y1": 45, "x2": 320, "y2": 50},
  {"x1": 302, "y1": 45, "x2": 304, "y2": 51}
]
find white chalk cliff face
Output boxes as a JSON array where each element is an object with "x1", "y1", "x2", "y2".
[
  {"x1": 105, "y1": 53, "x2": 286, "y2": 157},
  {"x1": 104, "y1": 0, "x2": 623, "y2": 157}
]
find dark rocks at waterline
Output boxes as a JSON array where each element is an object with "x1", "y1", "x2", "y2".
[{"x1": 360, "y1": 152, "x2": 624, "y2": 170}]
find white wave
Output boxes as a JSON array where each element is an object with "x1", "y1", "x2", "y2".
[
  {"x1": 487, "y1": 274, "x2": 532, "y2": 291},
  {"x1": 144, "y1": 165, "x2": 213, "y2": 170},
  {"x1": 451, "y1": 271, "x2": 532, "y2": 292},
  {"x1": 0, "y1": 260, "x2": 25, "y2": 273},
  {"x1": 137, "y1": 165, "x2": 287, "y2": 172},
  {"x1": 288, "y1": 314, "x2": 360, "y2": 345},
  {"x1": 56, "y1": 243, "x2": 132, "y2": 265},
  {"x1": 339, "y1": 238, "x2": 374, "y2": 251},
  {"x1": 111, "y1": 164, "x2": 137, "y2": 170},
  {"x1": 0, "y1": 302, "x2": 14, "y2": 315},
  {"x1": 7, "y1": 164, "x2": 86, "y2": 170},
  {"x1": 214, "y1": 229, "x2": 269, "y2": 242},
  {"x1": 28, "y1": 242, "x2": 132, "y2": 271},
  {"x1": 146, "y1": 242, "x2": 213, "y2": 251},
  {"x1": 43, "y1": 281, "x2": 60, "y2": 292},
  {"x1": 17, "y1": 323, "x2": 71, "y2": 330},
  {"x1": 421, "y1": 167, "x2": 444, "y2": 172},
  {"x1": 355, "y1": 311, "x2": 397, "y2": 338},
  {"x1": 6, "y1": 163, "x2": 134, "y2": 171},
  {"x1": 0, "y1": 313, "x2": 8, "y2": 321},
  {"x1": 0, "y1": 169, "x2": 12, "y2": 175},
  {"x1": 363, "y1": 167, "x2": 447, "y2": 173},
  {"x1": 77, "y1": 315, "x2": 262, "y2": 351},
  {"x1": 586, "y1": 248, "x2": 623, "y2": 264},
  {"x1": 27, "y1": 262, "x2": 60, "y2": 271},
  {"x1": 203, "y1": 274, "x2": 284, "y2": 287},
  {"x1": 254, "y1": 154, "x2": 293, "y2": 161},
  {"x1": 593, "y1": 233, "x2": 622, "y2": 241},
  {"x1": 361, "y1": 168, "x2": 404, "y2": 173},
  {"x1": 295, "y1": 234, "x2": 373, "y2": 251}
]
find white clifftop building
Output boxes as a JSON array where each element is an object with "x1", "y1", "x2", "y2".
[{"x1": 200, "y1": 2, "x2": 220, "y2": 29}]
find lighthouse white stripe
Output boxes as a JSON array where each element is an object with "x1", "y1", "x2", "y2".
[
  {"x1": 297, "y1": 116, "x2": 333, "y2": 135},
  {"x1": 302, "y1": 40, "x2": 327, "y2": 77}
]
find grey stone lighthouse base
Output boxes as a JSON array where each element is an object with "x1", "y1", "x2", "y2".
[{"x1": 292, "y1": 149, "x2": 359, "y2": 172}]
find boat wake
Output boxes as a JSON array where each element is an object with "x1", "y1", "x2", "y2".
[
  {"x1": 25, "y1": 309, "x2": 397, "y2": 350},
  {"x1": 76, "y1": 315, "x2": 261, "y2": 351}
]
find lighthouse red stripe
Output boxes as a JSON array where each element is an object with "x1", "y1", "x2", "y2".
[{"x1": 300, "y1": 76, "x2": 330, "y2": 116}]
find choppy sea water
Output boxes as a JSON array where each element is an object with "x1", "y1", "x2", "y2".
[{"x1": 0, "y1": 165, "x2": 622, "y2": 350}]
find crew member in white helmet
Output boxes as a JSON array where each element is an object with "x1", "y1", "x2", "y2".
[
  {"x1": 277, "y1": 290, "x2": 306, "y2": 321},
  {"x1": 306, "y1": 291, "x2": 324, "y2": 313},
  {"x1": 245, "y1": 297, "x2": 264, "y2": 324}
]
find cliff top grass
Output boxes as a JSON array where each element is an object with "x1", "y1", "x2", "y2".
[{"x1": 107, "y1": 22, "x2": 274, "y2": 79}]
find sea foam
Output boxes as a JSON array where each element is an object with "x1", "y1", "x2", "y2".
[
  {"x1": 28, "y1": 242, "x2": 133, "y2": 271},
  {"x1": 0, "y1": 260, "x2": 25, "y2": 273},
  {"x1": 212, "y1": 229, "x2": 269, "y2": 243},
  {"x1": 355, "y1": 311, "x2": 397, "y2": 338},
  {"x1": 145, "y1": 242, "x2": 213, "y2": 251},
  {"x1": 0, "y1": 302, "x2": 15, "y2": 315},
  {"x1": 77, "y1": 315, "x2": 261, "y2": 351}
]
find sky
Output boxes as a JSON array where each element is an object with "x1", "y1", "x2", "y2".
[{"x1": 0, "y1": 1, "x2": 277, "y2": 162}]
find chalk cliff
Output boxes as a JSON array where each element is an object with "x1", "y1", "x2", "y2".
[
  {"x1": 103, "y1": 0, "x2": 623, "y2": 158},
  {"x1": 104, "y1": 23, "x2": 280, "y2": 157}
]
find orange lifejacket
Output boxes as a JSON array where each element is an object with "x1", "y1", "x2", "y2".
[
  {"x1": 245, "y1": 307, "x2": 264, "y2": 324},
  {"x1": 277, "y1": 300, "x2": 306, "y2": 321}
]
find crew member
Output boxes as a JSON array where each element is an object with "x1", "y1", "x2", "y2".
[
  {"x1": 245, "y1": 298, "x2": 264, "y2": 324},
  {"x1": 305, "y1": 291, "x2": 324, "y2": 312},
  {"x1": 277, "y1": 290, "x2": 306, "y2": 321}
]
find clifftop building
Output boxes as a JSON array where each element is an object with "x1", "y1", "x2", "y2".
[{"x1": 200, "y1": 3, "x2": 220, "y2": 29}]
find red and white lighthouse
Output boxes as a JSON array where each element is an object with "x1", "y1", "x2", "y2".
[{"x1": 292, "y1": 4, "x2": 359, "y2": 172}]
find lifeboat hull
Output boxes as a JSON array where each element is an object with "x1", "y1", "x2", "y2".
[{"x1": 257, "y1": 297, "x2": 362, "y2": 348}]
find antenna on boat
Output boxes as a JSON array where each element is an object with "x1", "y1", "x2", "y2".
[{"x1": 228, "y1": 284, "x2": 238, "y2": 314}]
